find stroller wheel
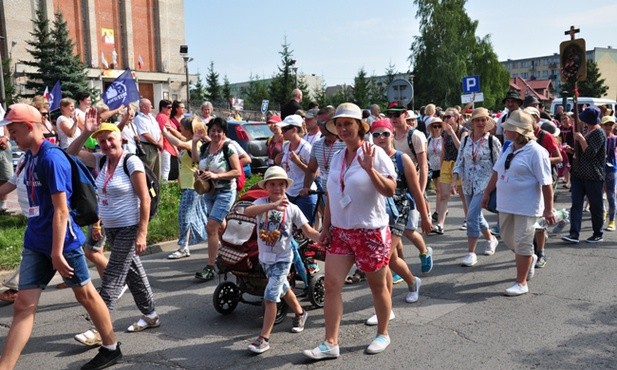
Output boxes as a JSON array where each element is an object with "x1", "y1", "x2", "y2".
[
  {"x1": 262, "y1": 299, "x2": 289, "y2": 325},
  {"x1": 309, "y1": 274, "x2": 326, "y2": 308},
  {"x1": 213, "y1": 281, "x2": 240, "y2": 315}
]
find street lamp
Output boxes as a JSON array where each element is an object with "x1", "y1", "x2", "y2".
[
  {"x1": 179, "y1": 45, "x2": 192, "y2": 112},
  {"x1": 0, "y1": 36, "x2": 6, "y2": 109}
]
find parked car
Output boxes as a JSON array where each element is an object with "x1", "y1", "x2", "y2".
[
  {"x1": 10, "y1": 140, "x2": 25, "y2": 170},
  {"x1": 226, "y1": 120, "x2": 272, "y2": 174}
]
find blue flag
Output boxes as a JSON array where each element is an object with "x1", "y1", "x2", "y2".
[
  {"x1": 103, "y1": 68, "x2": 140, "y2": 110},
  {"x1": 48, "y1": 81, "x2": 62, "y2": 111}
]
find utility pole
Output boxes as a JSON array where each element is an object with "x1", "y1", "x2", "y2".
[{"x1": 0, "y1": 36, "x2": 6, "y2": 110}]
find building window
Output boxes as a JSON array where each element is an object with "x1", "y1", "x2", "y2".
[
  {"x1": 522, "y1": 72, "x2": 528, "y2": 79},
  {"x1": 542, "y1": 70, "x2": 548, "y2": 77},
  {"x1": 512, "y1": 73, "x2": 518, "y2": 78}
]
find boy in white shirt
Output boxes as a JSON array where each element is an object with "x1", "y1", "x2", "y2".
[{"x1": 243, "y1": 166, "x2": 320, "y2": 354}]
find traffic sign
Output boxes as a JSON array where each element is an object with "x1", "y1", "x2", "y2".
[
  {"x1": 461, "y1": 92, "x2": 484, "y2": 104},
  {"x1": 260, "y1": 100, "x2": 269, "y2": 114},
  {"x1": 462, "y1": 75, "x2": 480, "y2": 94},
  {"x1": 386, "y1": 79, "x2": 413, "y2": 106}
]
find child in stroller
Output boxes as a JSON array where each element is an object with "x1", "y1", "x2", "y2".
[{"x1": 242, "y1": 166, "x2": 320, "y2": 353}]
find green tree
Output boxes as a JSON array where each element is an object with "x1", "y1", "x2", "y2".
[
  {"x1": 2, "y1": 58, "x2": 18, "y2": 105},
  {"x1": 241, "y1": 74, "x2": 270, "y2": 110},
  {"x1": 410, "y1": 0, "x2": 509, "y2": 110},
  {"x1": 222, "y1": 75, "x2": 232, "y2": 109},
  {"x1": 313, "y1": 79, "x2": 330, "y2": 108},
  {"x1": 205, "y1": 61, "x2": 221, "y2": 103},
  {"x1": 352, "y1": 67, "x2": 370, "y2": 108},
  {"x1": 189, "y1": 74, "x2": 208, "y2": 109},
  {"x1": 22, "y1": 6, "x2": 56, "y2": 98},
  {"x1": 330, "y1": 85, "x2": 352, "y2": 107},
  {"x1": 269, "y1": 37, "x2": 297, "y2": 110},
  {"x1": 561, "y1": 60, "x2": 608, "y2": 98},
  {"x1": 297, "y1": 74, "x2": 313, "y2": 107}
]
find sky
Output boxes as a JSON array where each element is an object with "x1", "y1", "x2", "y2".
[{"x1": 184, "y1": 0, "x2": 617, "y2": 86}]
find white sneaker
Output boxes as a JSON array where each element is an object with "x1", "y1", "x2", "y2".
[
  {"x1": 168, "y1": 248, "x2": 190, "y2": 259},
  {"x1": 461, "y1": 253, "x2": 477, "y2": 266},
  {"x1": 484, "y1": 237, "x2": 498, "y2": 256},
  {"x1": 505, "y1": 283, "x2": 529, "y2": 296},
  {"x1": 528, "y1": 254, "x2": 538, "y2": 280},
  {"x1": 405, "y1": 277, "x2": 422, "y2": 303},
  {"x1": 303, "y1": 342, "x2": 340, "y2": 360},
  {"x1": 365, "y1": 310, "x2": 395, "y2": 326},
  {"x1": 366, "y1": 334, "x2": 390, "y2": 354}
]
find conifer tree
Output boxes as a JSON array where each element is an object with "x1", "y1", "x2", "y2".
[
  {"x1": 222, "y1": 75, "x2": 232, "y2": 108},
  {"x1": 205, "y1": 61, "x2": 221, "y2": 103}
]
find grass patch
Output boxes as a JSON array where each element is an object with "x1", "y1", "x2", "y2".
[{"x1": 0, "y1": 175, "x2": 265, "y2": 269}]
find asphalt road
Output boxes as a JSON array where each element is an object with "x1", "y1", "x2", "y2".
[{"x1": 1, "y1": 187, "x2": 616, "y2": 369}]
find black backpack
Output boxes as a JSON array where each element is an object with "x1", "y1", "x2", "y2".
[
  {"x1": 100, "y1": 153, "x2": 160, "y2": 220},
  {"x1": 37, "y1": 146, "x2": 99, "y2": 226}
]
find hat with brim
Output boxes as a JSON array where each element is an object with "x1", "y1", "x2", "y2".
[
  {"x1": 601, "y1": 115, "x2": 616, "y2": 125},
  {"x1": 325, "y1": 102, "x2": 369, "y2": 136},
  {"x1": 276, "y1": 114, "x2": 303, "y2": 128},
  {"x1": 579, "y1": 106, "x2": 601, "y2": 125},
  {"x1": 502, "y1": 90, "x2": 523, "y2": 105},
  {"x1": 194, "y1": 177, "x2": 215, "y2": 195},
  {"x1": 92, "y1": 122, "x2": 121, "y2": 139},
  {"x1": 0, "y1": 103, "x2": 42, "y2": 126},
  {"x1": 502, "y1": 110, "x2": 535, "y2": 140},
  {"x1": 470, "y1": 107, "x2": 496, "y2": 132},
  {"x1": 257, "y1": 166, "x2": 293, "y2": 188}
]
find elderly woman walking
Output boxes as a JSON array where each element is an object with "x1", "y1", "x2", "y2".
[
  {"x1": 483, "y1": 110, "x2": 555, "y2": 296},
  {"x1": 303, "y1": 103, "x2": 396, "y2": 360},
  {"x1": 452, "y1": 108, "x2": 501, "y2": 266}
]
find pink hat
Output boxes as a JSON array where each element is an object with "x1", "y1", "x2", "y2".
[
  {"x1": 267, "y1": 115, "x2": 282, "y2": 124},
  {"x1": 371, "y1": 118, "x2": 394, "y2": 132},
  {"x1": 0, "y1": 103, "x2": 42, "y2": 126}
]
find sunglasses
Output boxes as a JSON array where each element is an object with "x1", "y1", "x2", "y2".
[
  {"x1": 444, "y1": 115, "x2": 452, "y2": 119},
  {"x1": 372, "y1": 131, "x2": 391, "y2": 138},
  {"x1": 504, "y1": 152, "x2": 518, "y2": 170},
  {"x1": 40, "y1": 112, "x2": 49, "y2": 116},
  {"x1": 432, "y1": 125, "x2": 442, "y2": 129},
  {"x1": 281, "y1": 126, "x2": 295, "y2": 132},
  {"x1": 386, "y1": 112, "x2": 402, "y2": 118}
]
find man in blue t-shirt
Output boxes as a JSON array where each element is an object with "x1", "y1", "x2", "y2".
[{"x1": 0, "y1": 104, "x2": 122, "y2": 369}]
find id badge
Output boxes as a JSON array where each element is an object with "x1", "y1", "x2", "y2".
[
  {"x1": 99, "y1": 194, "x2": 113, "y2": 207},
  {"x1": 339, "y1": 194, "x2": 352, "y2": 209},
  {"x1": 27, "y1": 206, "x2": 40, "y2": 218}
]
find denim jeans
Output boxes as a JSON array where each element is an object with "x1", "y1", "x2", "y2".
[
  {"x1": 569, "y1": 176, "x2": 604, "y2": 238},
  {"x1": 464, "y1": 192, "x2": 490, "y2": 238},
  {"x1": 605, "y1": 168, "x2": 616, "y2": 222}
]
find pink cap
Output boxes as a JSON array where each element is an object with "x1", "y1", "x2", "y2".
[{"x1": 371, "y1": 118, "x2": 394, "y2": 132}]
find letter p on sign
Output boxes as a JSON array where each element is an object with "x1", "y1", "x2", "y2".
[{"x1": 462, "y1": 75, "x2": 480, "y2": 94}]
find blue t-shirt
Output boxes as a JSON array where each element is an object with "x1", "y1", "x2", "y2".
[{"x1": 23, "y1": 140, "x2": 85, "y2": 254}]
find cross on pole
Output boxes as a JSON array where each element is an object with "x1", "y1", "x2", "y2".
[{"x1": 564, "y1": 25, "x2": 580, "y2": 40}]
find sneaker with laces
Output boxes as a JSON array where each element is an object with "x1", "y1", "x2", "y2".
[
  {"x1": 303, "y1": 342, "x2": 340, "y2": 360},
  {"x1": 168, "y1": 248, "x2": 190, "y2": 259},
  {"x1": 291, "y1": 310, "x2": 308, "y2": 333},
  {"x1": 461, "y1": 253, "x2": 477, "y2": 267},
  {"x1": 561, "y1": 234, "x2": 579, "y2": 244},
  {"x1": 535, "y1": 254, "x2": 547, "y2": 268},
  {"x1": 405, "y1": 277, "x2": 421, "y2": 303},
  {"x1": 195, "y1": 265, "x2": 215, "y2": 281},
  {"x1": 419, "y1": 247, "x2": 433, "y2": 274},
  {"x1": 459, "y1": 220, "x2": 467, "y2": 230},
  {"x1": 484, "y1": 237, "x2": 498, "y2": 256},
  {"x1": 391, "y1": 273, "x2": 403, "y2": 285},
  {"x1": 586, "y1": 235, "x2": 603, "y2": 243},
  {"x1": 81, "y1": 342, "x2": 122, "y2": 370},
  {"x1": 528, "y1": 254, "x2": 538, "y2": 280},
  {"x1": 606, "y1": 221, "x2": 616, "y2": 231},
  {"x1": 366, "y1": 334, "x2": 390, "y2": 354},
  {"x1": 248, "y1": 336, "x2": 270, "y2": 354},
  {"x1": 365, "y1": 311, "x2": 395, "y2": 326},
  {"x1": 505, "y1": 283, "x2": 529, "y2": 296}
]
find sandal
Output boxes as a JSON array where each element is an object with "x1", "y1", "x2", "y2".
[
  {"x1": 344, "y1": 270, "x2": 366, "y2": 284},
  {"x1": 0, "y1": 289, "x2": 18, "y2": 303},
  {"x1": 74, "y1": 328, "x2": 102, "y2": 347},
  {"x1": 127, "y1": 315, "x2": 161, "y2": 332}
]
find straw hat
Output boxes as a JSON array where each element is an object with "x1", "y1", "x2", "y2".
[
  {"x1": 194, "y1": 177, "x2": 215, "y2": 195},
  {"x1": 470, "y1": 107, "x2": 496, "y2": 132},
  {"x1": 257, "y1": 166, "x2": 293, "y2": 188},
  {"x1": 325, "y1": 103, "x2": 369, "y2": 136},
  {"x1": 502, "y1": 110, "x2": 535, "y2": 140}
]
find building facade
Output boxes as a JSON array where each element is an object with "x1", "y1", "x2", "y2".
[
  {"x1": 501, "y1": 47, "x2": 617, "y2": 100},
  {"x1": 0, "y1": 0, "x2": 189, "y2": 105}
]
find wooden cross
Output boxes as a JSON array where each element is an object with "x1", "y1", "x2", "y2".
[{"x1": 564, "y1": 26, "x2": 580, "y2": 40}]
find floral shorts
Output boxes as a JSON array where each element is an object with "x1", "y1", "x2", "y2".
[{"x1": 328, "y1": 226, "x2": 391, "y2": 273}]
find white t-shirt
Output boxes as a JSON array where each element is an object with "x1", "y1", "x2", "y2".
[
  {"x1": 393, "y1": 128, "x2": 427, "y2": 165},
  {"x1": 304, "y1": 131, "x2": 322, "y2": 146},
  {"x1": 94, "y1": 152, "x2": 145, "y2": 228},
  {"x1": 253, "y1": 197, "x2": 308, "y2": 264},
  {"x1": 134, "y1": 112, "x2": 162, "y2": 142},
  {"x1": 427, "y1": 135, "x2": 443, "y2": 171},
  {"x1": 326, "y1": 144, "x2": 396, "y2": 229},
  {"x1": 494, "y1": 141, "x2": 552, "y2": 217},
  {"x1": 56, "y1": 115, "x2": 82, "y2": 149},
  {"x1": 281, "y1": 139, "x2": 314, "y2": 197}
]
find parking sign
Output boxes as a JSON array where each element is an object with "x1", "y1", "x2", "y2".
[{"x1": 462, "y1": 75, "x2": 480, "y2": 94}]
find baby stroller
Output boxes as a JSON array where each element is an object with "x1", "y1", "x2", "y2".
[{"x1": 212, "y1": 188, "x2": 327, "y2": 324}]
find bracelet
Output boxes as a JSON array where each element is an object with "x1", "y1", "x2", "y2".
[{"x1": 92, "y1": 226, "x2": 102, "y2": 230}]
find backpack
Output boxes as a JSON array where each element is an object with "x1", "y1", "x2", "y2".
[
  {"x1": 37, "y1": 146, "x2": 99, "y2": 226},
  {"x1": 100, "y1": 153, "x2": 160, "y2": 220},
  {"x1": 406, "y1": 128, "x2": 418, "y2": 162},
  {"x1": 199, "y1": 141, "x2": 245, "y2": 192}
]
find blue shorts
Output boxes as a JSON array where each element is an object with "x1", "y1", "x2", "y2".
[
  {"x1": 19, "y1": 247, "x2": 91, "y2": 290},
  {"x1": 204, "y1": 188, "x2": 236, "y2": 223},
  {"x1": 260, "y1": 261, "x2": 292, "y2": 303}
]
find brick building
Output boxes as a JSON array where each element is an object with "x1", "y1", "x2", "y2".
[{"x1": 0, "y1": 0, "x2": 190, "y2": 106}]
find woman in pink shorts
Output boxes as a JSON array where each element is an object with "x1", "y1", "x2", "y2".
[{"x1": 303, "y1": 103, "x2": 397, "y2": 360}]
